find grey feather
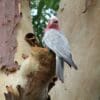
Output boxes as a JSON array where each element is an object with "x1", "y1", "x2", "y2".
[
  {"x1": 56, "y1": 56, "x2": 64, "y2": 82},
  {"x1": 42, "y1": 29, "x2": 78, "y2": 82}
]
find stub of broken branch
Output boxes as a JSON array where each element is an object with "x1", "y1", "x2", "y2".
[
  {"x1": 4, "y1": 47, "x2": 56, "y2": 100},
  {"x1": 82, "y1": 0, "x2": 96, "y2": 13}
]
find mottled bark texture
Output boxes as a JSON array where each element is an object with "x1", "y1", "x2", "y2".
[
  {"x1": 0, "y1": 0, "x2": 56, "y2": 100},
  {"x1": 0, "y1": 0, "x2": 21, "y2": 68},
  {"x1": 4, "y1": 47, "x2": 56, "y2": 100}
]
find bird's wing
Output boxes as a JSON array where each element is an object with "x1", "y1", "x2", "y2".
[
  {"x1": 43, "y1": 29, "x2": 71, "y2": 60},
  {"x1": 43, "y1": 29, "x2": 78, "y2": 69}
]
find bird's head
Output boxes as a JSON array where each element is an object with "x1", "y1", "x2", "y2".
[{"x1": 45, "y1": 16, "x2": 60, "y2": 32}]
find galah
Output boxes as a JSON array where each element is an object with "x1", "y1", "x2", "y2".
[{"x1": 42, "y1": 16, "x2": 78, "y2": 82}]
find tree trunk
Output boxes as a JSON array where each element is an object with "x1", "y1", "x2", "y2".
[
  {"x1": 0, "y1": 0, "x2": 21, "y2": 68},
  {"x1": 50, "y1": 0, "x2": 100, "y2": 100},
  {"x1": 0, "y1": 0, "x2": 56, "y2": 100},
  {"x1": 4, "y1": 47, "x2": 55, "y2": 100}
]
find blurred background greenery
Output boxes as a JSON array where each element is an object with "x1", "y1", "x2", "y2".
[{"x1": 30, "y1": 0, "x2": 60, "y2": 46}]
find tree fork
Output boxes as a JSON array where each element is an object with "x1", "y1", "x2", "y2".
[{"x1": 4, "y1": 47, "x2": 56, "y2": 100}]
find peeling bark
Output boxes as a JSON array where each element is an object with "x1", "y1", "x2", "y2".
[
  {"x1": 0, "y1": 0, "x2": 21, "y2": 67},
  {"x1": 4, "y1": 47, "x2": 56, "y2": 100},
  {"x1": 0, "y1": 0, "x2": 57, "y2": 100}
]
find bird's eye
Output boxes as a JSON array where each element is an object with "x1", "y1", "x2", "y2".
[{"x1": 53, "y1": 20, "x2": 58, "y2": 23}]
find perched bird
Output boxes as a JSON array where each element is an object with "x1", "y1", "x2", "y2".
[{"x1": 42, "y1": 16, "x2": 78, "y2": 82}]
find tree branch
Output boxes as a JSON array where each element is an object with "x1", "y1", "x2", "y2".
[{"x1": 4, "y1": 47, "x2": 56, "y2": 100}]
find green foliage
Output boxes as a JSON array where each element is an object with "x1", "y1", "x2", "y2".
[{"x1": 30, "y1": 0, "x2": 60, "y2": 46}]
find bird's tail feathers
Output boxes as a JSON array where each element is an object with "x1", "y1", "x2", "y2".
[
  {"x1": 71, "y1": 60, "x2": 78, "y2": 70},
  {"x1": 64, "y1": 58, "x2": 78, "y2": 70},
  {"x1": 56, "y1": 57, "x2": 64, "y2": 83}
]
